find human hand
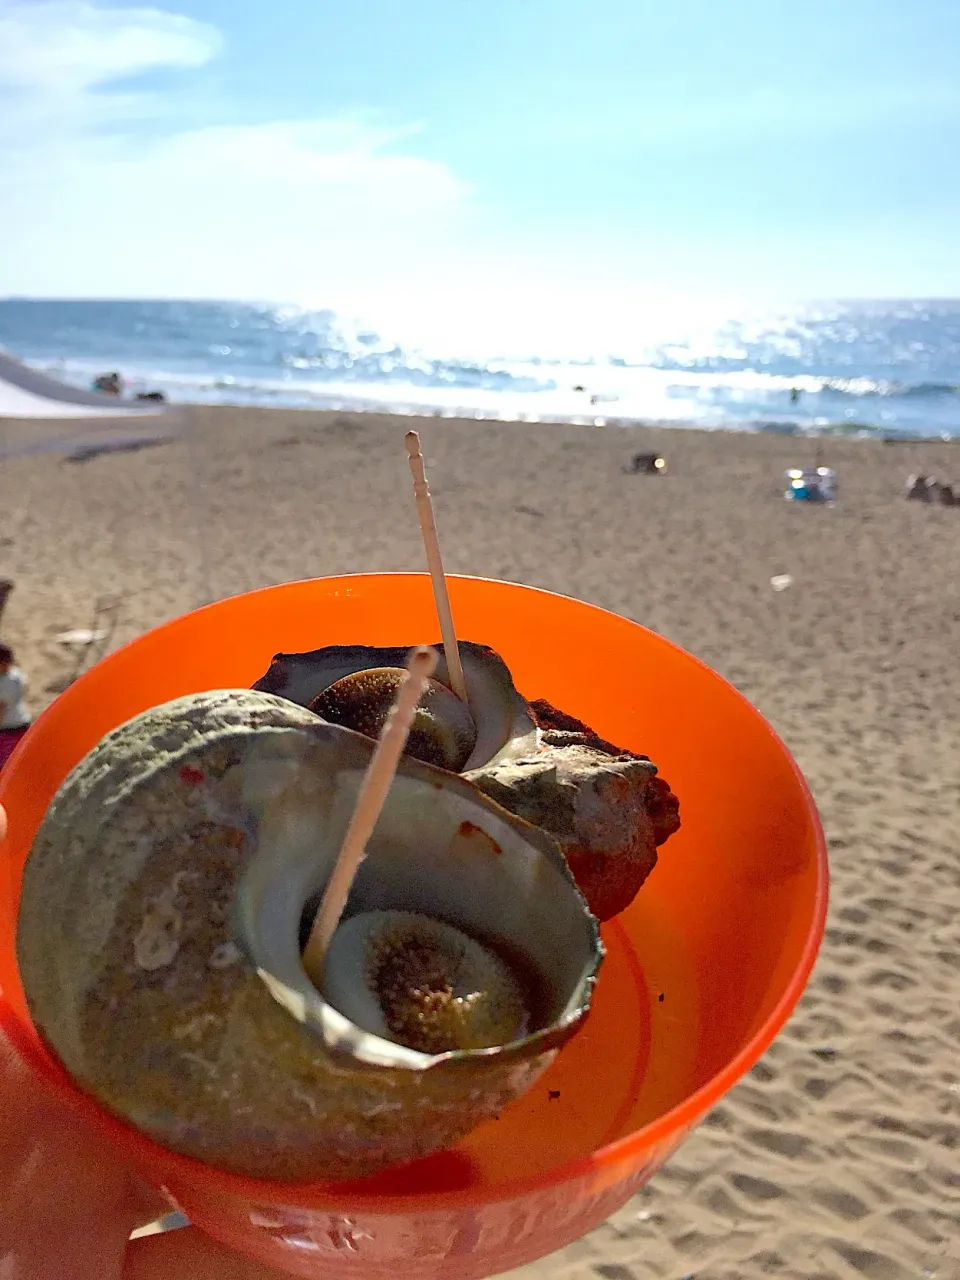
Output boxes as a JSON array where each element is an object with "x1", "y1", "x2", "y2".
[{"x1": 0, "y1": 804, "x2": 290, "y2": 1280}]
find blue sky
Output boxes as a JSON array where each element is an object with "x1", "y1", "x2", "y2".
[{"x1": 1, "y1": 0, "x2": 959, "y2": 318}]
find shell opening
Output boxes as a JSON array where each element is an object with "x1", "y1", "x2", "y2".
[
  {"x1": 240, "y1": 732, "x2": 601, "y2": 1071},
  {"x1": 319, "y1": 910, "x2": 530, "y2": 1054},
  {"x1": 310, "y1": 668, "x2": 478, "y2": 772},
  {"x1": 253, "y1": 642, "x2": 541, "y2": 773}
]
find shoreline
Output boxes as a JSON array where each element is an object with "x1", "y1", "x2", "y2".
[
  {"x1": 4, "y1": 350, "x2": 957, "y2": 443},
  {"x1": 9, "y1": 387, "x2": 958, "y2": 445},
  {"x1": 145, "y1": 398, "x2": 960, "y2": 442}
]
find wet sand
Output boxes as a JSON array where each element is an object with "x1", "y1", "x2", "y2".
[{"x1": 1, "y1": 407, "x2": 958, "y2": 1280}]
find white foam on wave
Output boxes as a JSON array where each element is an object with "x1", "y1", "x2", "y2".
[{"x1": 15, "y1": 340, "x2": 955, "y2": 440}]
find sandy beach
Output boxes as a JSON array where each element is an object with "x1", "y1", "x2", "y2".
[{"x1": 1, "y1": 407, "x2": 958, "y2": 1280}]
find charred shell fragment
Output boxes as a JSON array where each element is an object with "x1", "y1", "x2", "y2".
[{"x1": 472, "y1": 699, "x2": 681, "y2": 923}]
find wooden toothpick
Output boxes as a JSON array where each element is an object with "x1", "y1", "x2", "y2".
[
  {"x1": 404, "y1": 431, "x2": 468, "y2": 703},
  {"x1": 302, "y1": 645, "x2": 439, "y2": 983}
]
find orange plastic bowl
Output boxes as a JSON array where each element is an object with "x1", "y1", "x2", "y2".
[{"x1": 0, "y1": 575, "x2": 826, "y2": 1280}]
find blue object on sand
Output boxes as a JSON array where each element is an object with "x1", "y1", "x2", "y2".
[{"x1": 784, "y1": 467, "x2": 836, "y2": 502}]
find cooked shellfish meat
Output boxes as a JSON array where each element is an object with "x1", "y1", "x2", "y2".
[
  {"x1": 312, "y1": 668, "x2": 478, "y2": 771},
  {"x1": 322, "y1": 910, "x2": 530, "y2": 1053}
]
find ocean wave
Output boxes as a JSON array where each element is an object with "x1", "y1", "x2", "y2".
[
  {"x1": 31, "y1": 344, "x2": 960, "y2": 409},
  {"x1": 4, "y1": 297, "x2": 958, "y2": 440},
  {"x1": 31, "y1": 355, "x2": 960, "y2": 403},
  {"x1": 17, "y1": 355, "x2": 955, "y2": 434}
]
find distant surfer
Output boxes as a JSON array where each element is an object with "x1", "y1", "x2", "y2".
[{"x1": 790, "y1": 387, "x2": 801, "y2": 404}]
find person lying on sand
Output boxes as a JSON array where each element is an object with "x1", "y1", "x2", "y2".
[
  {"x1": 90, "y1": 373, "x2": 167, "y2": 403},
  {"x1": 905, "y1": 474, "x2": 956, "y2": 505}
]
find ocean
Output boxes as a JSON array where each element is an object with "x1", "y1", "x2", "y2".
[{"x1": 1, "y1": 298, "x2": 959, "y2": 439}]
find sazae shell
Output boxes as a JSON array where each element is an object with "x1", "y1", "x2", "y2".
[
  {"x1": 16, "y1": 690, "x2": 602, "y2": 1182},
  {"x1": 254, "y1": 641, "x2": 540, "y2": 772},
  {"x1": 255, "y1": 643, "x2": 681, "y2": 922}
]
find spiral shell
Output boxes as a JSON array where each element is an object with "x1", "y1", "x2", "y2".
[{"x1": 16, "y1": 690, "x2": 602, "y2": 1181}]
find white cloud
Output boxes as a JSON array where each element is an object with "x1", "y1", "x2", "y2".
[
  {"x1": 149, "y1": 120, "x2": 461, "y2": 204},
  {"x1": 0, "y1": 0, "x2": 220, "y2": 90},
  {"x1": 0, "y1": 2, "x2": 468, "y2": 300},
  {"x1": 0, "y1": 0, "x2": 222, "y2": 155}
]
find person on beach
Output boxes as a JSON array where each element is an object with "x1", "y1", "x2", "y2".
[
  {"x1": 92, "y1": 372, "x2": 123, "y2": 395},
  {"x1": 0, "y1": 645, "x2": 31, "y2": 771}
]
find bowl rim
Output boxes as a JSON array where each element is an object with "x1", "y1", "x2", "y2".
[{"x1": 0, "y1": 572, "x2": 829, "y2": 1215}]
